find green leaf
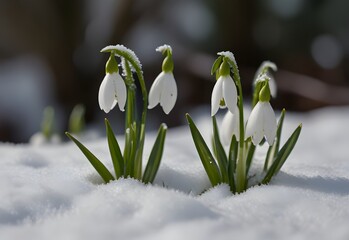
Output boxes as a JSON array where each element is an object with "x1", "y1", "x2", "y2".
[
  {"x1": 245, "y1": 141, "x2": 256, "y2": 175},
  {"x1": 134, "y1": 122, "x2": 145, "y2": 180},
  {"x1": 186, "y1": 114, "x2": 221, "y2": 186},
  {"x1": 211, "y1": 56, "x2": 223, "y2": 75},
  {"x1": 65, "y1": 132, "x2": 115, "y2": 183},
  {"x1": 228, "y1": 135, "x2": 238, "y2": 173},
  {"x1": 228, "y1": 135, "x2": 238, "y2": 193},
  {"x1": 124, "y1": 128, "x2": 133, "y2": 177},
  {"x1": 105, "y1": 119, "x2": 124, "y2": 179},
  {"x1": 212, "y1": 116, "x2": 229, "y2": 183},
  {"x1": 41, "y1": 106, "x2": 55, "y2": 138},
  {"x1": 262, "y1": 124, "x2": 302, "y2": 184},
  {"x1": 68, "y1": 104, "x2": 85, "y2": 134},
  {"x1": 264, "y1": 109, "x2": 285, "y2": 171},
  {"x1": 142, "y1": 124, "x2": 167, "y2": 184}
]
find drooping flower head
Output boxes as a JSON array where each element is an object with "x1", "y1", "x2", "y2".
[
  {"x1": 253, "y1": 61, "x2": 278, "y2": 102},
  {"x1": 245, "y1": 81, "x2": 277, "y2": 146},
  {"x1": 211, "y1": 57, "x2": 238, "y2": 116},
  {"x1": 98, "y1": 53, "x2": 127, "y2": 113},
  {"x1": 148, "y1": 44, "x2": 177, "y2": 114}
]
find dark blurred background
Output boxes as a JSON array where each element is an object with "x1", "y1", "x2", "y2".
[{"x1": 1, "y1": 0, "x2": 349, "y2": 143}]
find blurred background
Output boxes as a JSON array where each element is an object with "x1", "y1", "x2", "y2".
[{"x1": 0, "y1": 0, "x2": 349, "y2": 143}]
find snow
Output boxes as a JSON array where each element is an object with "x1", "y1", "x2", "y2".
[{"x1": 1, "y1": 106, "x2": 349, "y2": 240}]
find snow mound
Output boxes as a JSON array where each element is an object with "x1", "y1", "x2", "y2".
[{"x1": 1, "y1": 106, "x2": 349, "y2": 240}]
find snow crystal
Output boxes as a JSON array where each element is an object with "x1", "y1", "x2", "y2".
[
  {"x1": 217, "y1": 51, "x2": 236, "y2": 66},
  {"x1": 101, "y1": 45, "x2": 142, "y2": 72},
  {"x1": 156, "y1": 44, "x2": 173, "y2": 54}
]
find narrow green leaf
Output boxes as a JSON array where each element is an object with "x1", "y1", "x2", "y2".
[
  {"x1": 65, "y1": 132, "x2": 115, "y2": 183},
  {"x1": 186, "y1": 114, "x2": 221, "y2": 186},
  {"x1": 264, "y1": 109, "x2": 286, "y2": 171},
  {"x1": 245, "y1": 141, "x2": 256, "y2": 175},
  {"x1": 228, "y1": 135, "x2": 238, "y2": 173},
  {"x1": 124, "y1": 128, "x2": 133, "y2": 177},
  {"x1": 134, "y1": 122, "x2": 145, "y2": 180},
  {"x1": 142, "y1": 124, "x2": 167, "y2": 184},
  {"x1": 68, "y1": 104, "x2": 85, "y2": 134},
  {"x1": 105, "y1": 119, "x2": 124, "y2": 179},
  {"x1": 228, "y1": 135, "x2": 238, "y2": 193},
  {"x1": 211, "y1": 56, "x2": 223, "y2": 75},
  {"x1": 262, "y1": 124, "x2": 302, "y2": 184},
  {"x1": 212, "y1": 116, "x2": 229, "y2": 183},
  {"x1": 129, "y1": 122, "x2": 138, "y2": 179}
]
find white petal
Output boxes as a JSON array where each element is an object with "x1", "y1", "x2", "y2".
[
  {"x1": 160, "y1": 73, "x2": 177, "y2": 114},
  {"x1": 148, "y1": 72, "x2": 165, "y2": 109},
  {"x1": 211, "y1": 78, "x2": 223, "y2": 116},
  {"x1": 269, "y1": 75, "x2": 277, "y2": 97},
  {"x1": 232, "y1": 107, "x2": 240, "y2": 140},
  {"x1": 252, "y1": 127, "x2": 264, "y2": 146},
  {"x1": 245, "y1": 102, "x2": 263, "y2": 144},
  {"x1": 262, "y1": 102, "x2": 277, "y2": 146},
  {"x1": 221, "y1": 106, "x2": 240, "y2": 146},
  {"x1": 221, "y1": 111, "x2": 235, "y2": 146},
  {"x1": 222, "y1": 75, "x2": 238, "y2": 114},
  {"x1": 98, "y1": 74, "x2": 117, "y2": 113},
  {"x1": 114, "y1": 73, "x2": 127, "y2": 111}
]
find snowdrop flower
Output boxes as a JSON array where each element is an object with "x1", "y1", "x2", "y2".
[
  {"x1": 98, "y1": 53, "x2": 126, "y2": 113},
  {"x1": 211, "y1": 59, "x2": 237, "y2": 116},
  {"x1": 245, "y1": 82, "x2": 277, "y2": 146},
  {"x1": 220, "y1": 106, "x2": 240, "y2": 145},
  {"x1": 148, "y1": 45, "x2": 177, "y2": 114},
  {"x1": 254, "y1": 61, "x2": 277, "y2": 97}
]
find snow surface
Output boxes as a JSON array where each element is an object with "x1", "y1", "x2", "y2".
[{"x1": 1, "y1": 106, "x2": 349, "y2": 240}]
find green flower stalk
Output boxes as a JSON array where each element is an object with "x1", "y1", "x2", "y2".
[
  {"x1": 66, "y1": 44, "x2": 176, "y2": 184},
  {"x1": 187, "y1": 51, "x2": 302, "y2": 194}
]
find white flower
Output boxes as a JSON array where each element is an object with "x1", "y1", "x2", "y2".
[
  {"x1": 254, "y1": 61, "x2": 278, "y2": 97},
  {"x1": 245, "y1": 101, "x2": 277, "y2": 146},
  {"x1": 220, "y1": 107, "x2": 240, "y2": 145},
  {"x1": 148, "y1": 72, "x2": 177, "y2": 114},
  {"x1": 98, "y1": 72, "x2": 127, "y2": 113},
  {"x1": 211, "y1": 75, "x2": 237, "y2": 116}
]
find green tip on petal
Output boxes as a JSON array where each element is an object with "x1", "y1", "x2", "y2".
[
  {"x1": 105, "y1": 52, "x2": 119, "y2": 74},
  {"x1": 259, "y1": 81, "x2": 271, "y2": 102}
]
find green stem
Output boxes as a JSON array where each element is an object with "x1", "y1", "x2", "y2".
[
  {"x1": 227, "y1": 58, "x2": 246, "y2": 193},
  {"x1": 108, "y1": 50, "x2": 147, "y2": 180},
  {"x1": 124, "y1": 60, "x2": 136, "y2": 131}
]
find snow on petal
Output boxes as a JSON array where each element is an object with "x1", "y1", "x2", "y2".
[
  {"x1": 211, "y1": 78, "x2": 223, "y2": 116},
  {"x1": 160, "y1": 73, "x2": 177, "y2": 114},
  {"x1": 148, "y1": 72, "x2": 165, "y2": 109},
  {"x1": 222, "y1": 75, "x2": 237, "y2": 114}
]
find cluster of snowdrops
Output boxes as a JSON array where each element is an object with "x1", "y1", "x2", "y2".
[{"x1": 66, "y1": 44, "x2": 301, "y2": 194}]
